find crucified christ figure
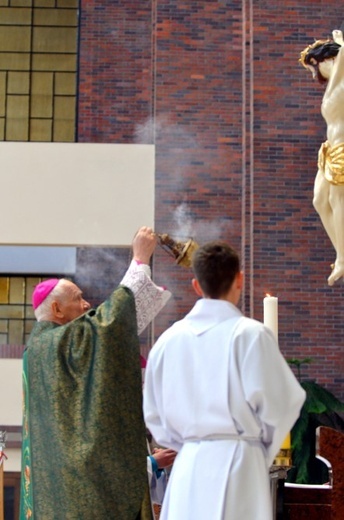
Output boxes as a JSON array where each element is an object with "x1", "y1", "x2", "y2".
[{"x1": 300, "y1": 29, "x2": 344, "y2": 285}]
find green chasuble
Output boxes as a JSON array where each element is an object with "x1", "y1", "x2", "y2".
[{"x1": 20, "y1": 286, "x2": 153, "y2": 520}]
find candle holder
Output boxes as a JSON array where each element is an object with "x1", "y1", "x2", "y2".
[
  {"x1": 157, "y1": 233, "x2": 199, "y2": 268},
  {"x1": 273, "y1": 433, "x2": 292, "y2": 467},
  {"x1": 273, "y1": 448, "x2": 292, "y2": 467}
]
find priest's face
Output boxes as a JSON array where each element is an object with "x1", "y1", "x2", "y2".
[{"x1": 57, "y1": 280, "x2": 91, "y2": 323}]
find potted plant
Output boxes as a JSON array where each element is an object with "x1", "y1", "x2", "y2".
[{"x1": 286, "y1": 358, "x2": 344, "y2": 484}]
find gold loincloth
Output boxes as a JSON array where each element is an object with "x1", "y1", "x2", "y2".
[{"x1": 318, "y1": 141, "x2": 344, "y2": 185}]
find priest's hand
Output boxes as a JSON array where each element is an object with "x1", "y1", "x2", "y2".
[{"x1": 132, "y1": 226, "x2": 157, "y2": 265}]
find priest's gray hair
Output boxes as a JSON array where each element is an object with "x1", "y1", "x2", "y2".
[{"x1": 34, "y1": 279, "x2": 66, "y2": 322}]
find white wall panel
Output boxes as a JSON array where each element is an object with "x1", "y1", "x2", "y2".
[
  {"x1": 0, "y1": 142, "x2": 155, "y2": 247},
  {"x1": 0, "y1": 359, "x2": 22, "y2": 426}
]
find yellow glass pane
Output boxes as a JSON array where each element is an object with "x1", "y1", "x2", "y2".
[
  {"x1": 9, "y1": 277, "x2": 25, "y2": 304},
  {"x1": 0, "y1": 333, "x2": 7, "y2": 345},
  {"x1": 0, "y1": 320, "x2": 8, "y2": 333},
  {"x1": 0, "y1": 72, "x2": 5, "y2": 116},
  {"x1": 34, "y1": 0, "x2": 55, "y2": 6},
  {"x1": 6, "y1": 118, "x2": 29, "y2": 141},
  {"x1": 0, "y1": 26, "x2": 31, "y2": 52},
  {"x1": 34, "y1": 8, "x2": 77, "y2": 27},
  {"x1": 31, "y1": 72, "x2": 53, "y2": 117},
  {"x1": 0, "y1": 278, "x2": 9, "y2": 304},
  {"x1": 32, "y1": 27, "x2": 77, "y2": 53},
  {"x1": 0, "y1": 305, "x2": 24, "y2": 319},
  {"x1": 55, "y1": 72, "x2": 76, "y2": 95},
  {"x1": 8, "y1": 319, "x2": 24, "y2": 344},
  {"x1": 0, "y1": 53, "x2": 30, "y2": 71},
  {"x1": 31, "y1": 94, "x2": 53, "y2": 118},
  {"x1": 25, "y1": 306, "x2": 35, "y2": 320},
  {"x1": 0, "y1": 7, "x2": 32, "y2": 24},
  {"x1": 25, "y1": 277, "x2": 41, "y2": 305},
  {"x1": 57, "y1": 0, "x2": 78, "y2": 7},
  {"x1": 53, "y1": 119, "x2": 75, "y2": 142},
  {"x1": 54, "y1": 96, "x2": 75, "y2": 119},
  {"x1": 25, "y1": 319, "x2": 34, "y2": 334},
  {"x1": 7, "y1": 95, "x2": 29, "y2": 117},
  {"x1": 11, "y1": 1, "x2": 33, "y2": 7},
  {"x1": 30, "y1": 118, "x2": 52, "y2": 141},
  {"x1": 31, "y1": 72, "x2": 53, "y2": 94},
  {"x1": 8, "y1": 72, "x2": 30, "y2": 94},
  {"x1": 0, "y1": 117, "x2": 4, "y2": 139},
  {"x1": 32, "y1": 53, "x2": 77, "y2": 72}
]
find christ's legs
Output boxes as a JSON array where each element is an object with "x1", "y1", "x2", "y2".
[
  {"x1": 313, "y1": 171, "x2": 336, "y2": 249},
  {"x1": 327, "y1": 184, "x2": 344, "y2": 285}
]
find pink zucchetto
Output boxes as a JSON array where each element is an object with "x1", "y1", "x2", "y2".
[{"x1": 32, "y1": 278, "x2": 60, "y2": 310}]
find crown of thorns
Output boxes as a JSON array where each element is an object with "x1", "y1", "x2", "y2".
[{"x1": 299, "y1": 39, "x2": 332, "y2": 68}]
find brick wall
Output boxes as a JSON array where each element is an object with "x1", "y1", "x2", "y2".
[{"x1": 78, "y1": 1, "x2": 344, "y2": 400}]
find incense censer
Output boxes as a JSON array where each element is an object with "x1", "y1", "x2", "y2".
[{"x1": 157, "y1": 233, "x2": 199, "y2": 268}]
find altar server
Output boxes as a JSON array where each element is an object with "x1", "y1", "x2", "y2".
[{"x1": 144, "y1": 240, "x2": 305, "y2": 520}]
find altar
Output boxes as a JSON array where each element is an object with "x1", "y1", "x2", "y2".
[{"x1": 273, "y1": 426, "x2": 344, "y2": 520}]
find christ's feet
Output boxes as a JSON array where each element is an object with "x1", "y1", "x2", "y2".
[{"x1": 328, "y1": 261, "x2": 344, "y2": 286}]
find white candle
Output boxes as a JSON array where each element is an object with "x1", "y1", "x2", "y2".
[{"x1": 263, "y1": 294, "x2": 278, "y2": 341}]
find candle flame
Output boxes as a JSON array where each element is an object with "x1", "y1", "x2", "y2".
[{"x1": 266, "y1": 293, "x2": 271, "y2": 297}]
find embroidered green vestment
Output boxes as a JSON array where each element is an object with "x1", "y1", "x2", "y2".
[{"x1": 20, "y1": 286, "x2": 152, "y2": 520}]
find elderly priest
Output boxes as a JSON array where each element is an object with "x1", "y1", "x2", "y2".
[{"x1": 20, "y1": 227, "x2": 171, "y2": 520}]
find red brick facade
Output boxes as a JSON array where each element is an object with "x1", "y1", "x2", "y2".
[{"x1": 77, "y1": 1, "x2": 344, "y2": 400}]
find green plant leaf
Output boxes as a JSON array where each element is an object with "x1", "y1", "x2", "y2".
[
  {"x1": 287, "y1": 381, "x2": 344, "y2": 484},
  {"x1": 287, "y1": 357, "x2": 313, "y2": 366},
  {"x1": 302, "y1": 381, "x2": 344, "y2": 414}
]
